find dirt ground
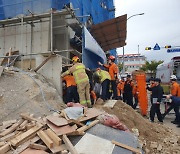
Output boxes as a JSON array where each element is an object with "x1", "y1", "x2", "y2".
[
  {"x1": 0, "y1": 68, "x2": 65, "y2": 123},
  {"x1": 98, "y1": 101, "x2": 180, "y2": 154}
]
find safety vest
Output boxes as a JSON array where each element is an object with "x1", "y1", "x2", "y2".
[
  {"x1": 61, "y1": 63, "x2": 89, "y2": 85},
  {"x1": 96, "y1": 70, "x2": 111, "y2": 83}
]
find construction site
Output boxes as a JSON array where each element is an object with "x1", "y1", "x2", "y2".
[{"x1": 0, "y1": 0, "x2": 180, "y2": 154}]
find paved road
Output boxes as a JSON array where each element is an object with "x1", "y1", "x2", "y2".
[{"x1": 163, "y1": 113, "x2": 180, "y2": 135}]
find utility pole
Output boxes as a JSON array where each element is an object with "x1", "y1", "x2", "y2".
[{"x1": 122, "y1": 13, "x2": 144, "y2": 74}]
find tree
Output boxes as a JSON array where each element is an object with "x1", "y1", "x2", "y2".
[
  {"x1": 140, "y1": 60, "x2": 163, "y2": 74},
  {"x1": 118, "y1": 63, "x2": 123, "y2": 72}
]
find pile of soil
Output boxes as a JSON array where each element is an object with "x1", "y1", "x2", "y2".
[
  {"x1": 0, "y1": 68, "x2": 66, "y2": 123},
  {"x1": 99, "y1": 101, "x2": 180, "y2": 154}
]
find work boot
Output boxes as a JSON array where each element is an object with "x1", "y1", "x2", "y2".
[{"x1": 171, "y1": 120, "x2": 179, "y2": 124}]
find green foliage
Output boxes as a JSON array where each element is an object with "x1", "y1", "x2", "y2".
[
  {"x1": 118, "y1": 63, "x2": 123, "y2": 72},
  {"x1": 140, "y1": 60, "x2": 163, "y2": 74}
]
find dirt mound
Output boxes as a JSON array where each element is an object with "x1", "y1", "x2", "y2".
[
  {"x1": 0, "y1": 69, "x2": 66, "y2": 123},
  {"x1": 97, "y1": 101, "x2": 180, "y2": 154}
]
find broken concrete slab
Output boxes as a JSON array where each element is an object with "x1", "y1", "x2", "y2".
[
  {"x1": 75, "y1": 133, "x2": 115, "y2": 154},
  {"x1": 87, "y1": 124, "x2": 140, "y2": 154},
  {"x1": 69, "y1": 124, "x2": 140, "y2": 154}
]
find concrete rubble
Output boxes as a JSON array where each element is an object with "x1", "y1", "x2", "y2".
[{"x1": 0, "y1": 68, "x2": 180, "y2": 154}]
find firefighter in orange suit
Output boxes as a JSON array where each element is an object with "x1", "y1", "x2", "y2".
[
  {"x1": 117, "y1": 79, "x2": 124, "y2": 100},
  {"x1": 98, "y1": 55, "x2": 118, "y2": 99},
  {"x1": 162, "y1": 75, "x2": 179, "y2": 122},
  {"x1": 61, "y1": 56, "x2": 91, "y2": 107},
  {"x1": 62, "y1": 74, "x2": 79, "y2": 103}
]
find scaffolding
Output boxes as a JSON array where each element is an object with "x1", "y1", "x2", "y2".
[{"x1": 0, "y1": 7, "x2": 83, "y2": 69}]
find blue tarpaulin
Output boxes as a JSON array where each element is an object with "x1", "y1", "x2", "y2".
[
  {"x1": 82, "y1": 27, "x2": 107, "y2": 69},
  {"x1": 0, "y1": 0, "x2": 115, "y2": 24}
]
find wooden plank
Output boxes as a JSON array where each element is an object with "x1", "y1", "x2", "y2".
[
  {"x1": 20, "y1": 148, "x2": 49, "y2": 154},
  {"x1": 0, "y1": 141, "x2": 5, "y2": 147},
  {"x1": 68, "y1": 119, "x2": 85, "y2": 127},
  {"x1": 112, "y1": 140, "x2": 141, "y2": 154},
  {"x1": 61, "y1": 150, "x2": 68, "y2": 154},
  {"x1": 10, "y1": 125, "x2": 43, "y2": 147},
  {"x1": 20, "y1": 113, "x2": 43, "y2": 124},
  {"x1": 34, "y1": 54, "x2": 53, "y2": 72},
  {"x1": 62, "y1": 135, "x2": 78, "y2": 154},
  {"x1": 77, "y1": 120, "x2": 99, "y2": 133},
  {"x1": 2, "y1": 120, "x2": 17, "y2": 127},
  {"x1": 46, "y1": 120, "x2": 77, "y2": 136},
  {"x1": 0, "y1": 119, "x2": 24, "y2": 137},
  {"x1": 0, "y1": 132, "x2": 16, "y2": 142},
  {"x1": 0, "y1": 143, "x2": 10, "y2": 153},
  {"x1": 37, "y1": 130, "x2": 53, "y2": 149},
  {"x1": 29, "y1": 143, "x2": 47, "y2": 151},
  {"x1": 46, "y1": 115, "x2": 68, "y2": 127},
  {"x1": 18, "y1": 120, "x2": 28, "y2": 130},
  {"x1": 79, "y1": 108, "x2": 104, "y2": 122},
  {"x1": 12, "y1": 136, "x2": 40, "y2": 154},
  {"x1": 45, "y1": 129, "x2": 62, "y2": 146},
  {"x1": 49, "y1": 144, "x2": 67, "y2": 153}
]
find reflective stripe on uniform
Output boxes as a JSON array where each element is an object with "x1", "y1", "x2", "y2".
[
  {"x1": 80, "y1": 100, "x2": 87, "y2": 104},
  {"x1": 86, "y1": 100, "x2": 91, "y2": 104}
]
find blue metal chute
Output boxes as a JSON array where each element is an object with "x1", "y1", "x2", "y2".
[{"x1": 82, "y1": 27, "x2": 107, "y2": 69}]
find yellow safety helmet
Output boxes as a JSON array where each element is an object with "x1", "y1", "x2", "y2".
[{"x1": 72, "y1": 56, "x2": 79, "y2": 62}]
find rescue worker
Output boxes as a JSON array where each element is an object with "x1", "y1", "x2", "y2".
[
  {"x1": 132, "y1": 81, "x2": 139, "y2": 109},
  {"x1": 123, "y1": 75, "x2": 134, "y2": 107},
  {"x1": 117, "y1": 78, "x2": 124, "y2": 100},
  {"x1": 147, "y1": 77, "x2": 155, "y2": 105},
  {"x1": 162, "y1": 75, "x2": 179, "y2": 123},
  {"x1": 61, "y1": 56, "x2": 91, "y2": 107},
  {"x1": 166, "y1": 95, "x2": 180, "y2": 127},
  {"x1": 147, "y1": 78, "x2": 164, "y2": 123},
  {"x1": 62, "y1": 74, "x2": 79, "y2": 103},
  {"x1": 98, "y1": 55, "x2": 118, "y2": 99},
  {"x1": 95, "y1": 68, "x2": 111, "y2": 101}
]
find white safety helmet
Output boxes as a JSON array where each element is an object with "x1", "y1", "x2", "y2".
[{"x1": 170, "y1": 75, "x2": 177, "y2": 80}]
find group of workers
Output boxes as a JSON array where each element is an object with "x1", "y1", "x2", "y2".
[
  {"x1": 61, "y1": 55, "x2": 139, "y2": 109},
  {"x1": 147, "y1": 75, "x2": 180, "y2": 127},
  {"x1": 61, "y1": 55, "x2": 180, "y2": 127}
]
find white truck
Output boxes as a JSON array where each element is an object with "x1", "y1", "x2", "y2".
[{"x1": 156, "y1": 56, "x2": 180, "y2": 83}]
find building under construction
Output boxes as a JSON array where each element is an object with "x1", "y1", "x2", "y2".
[{"x1": 0, "y1": 0, "x2": 127, "y2": 94}]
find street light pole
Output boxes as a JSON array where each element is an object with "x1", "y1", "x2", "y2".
[{"x1": 122, "y1": 13, "x2": 144, "y2": 74}]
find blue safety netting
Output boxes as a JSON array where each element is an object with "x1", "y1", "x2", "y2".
[{"x1": 0, "y1": 0, "x2": 115, "y2": 24}]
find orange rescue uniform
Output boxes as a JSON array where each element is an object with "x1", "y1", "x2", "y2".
[
  {"x1": 178, "y1": 85, "x2": 180, "y2": 97},
  {"x1": 117, "y1": 80, "x2": 125, "y2": 96},
  {"x1": 63, "y1": 75, "x2": 76, "y2": 87},
  {"x1": 171, "y1": 81, "x2": 179, "y2": 96},
  {"x1": 103, "y1": 63, "x2": 118, "y2": 80}
]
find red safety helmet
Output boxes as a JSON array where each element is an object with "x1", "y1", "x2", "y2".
[{"x1": 109, "y1": 55, "x2": 115, "y2": 60}]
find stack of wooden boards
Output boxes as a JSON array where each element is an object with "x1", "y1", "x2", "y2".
[{"x1": 0, "y1": 108, "x2": 103, "y2": 154}]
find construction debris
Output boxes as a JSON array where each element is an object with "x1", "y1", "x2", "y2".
[
  {"x1": 0, "y1": 108, "x2": 103, "y2": 153},
  {"x1": 0, "y1": 69, "x2": 180, "y2": 154}
]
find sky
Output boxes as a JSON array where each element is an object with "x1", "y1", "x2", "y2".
[{"x1": 114, "y1": 0, "x2": 180, "y2": 63}]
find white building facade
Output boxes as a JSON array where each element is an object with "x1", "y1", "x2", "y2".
[{"x1": 118, "y1": 54, "x2": 146, "y2": 73}]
